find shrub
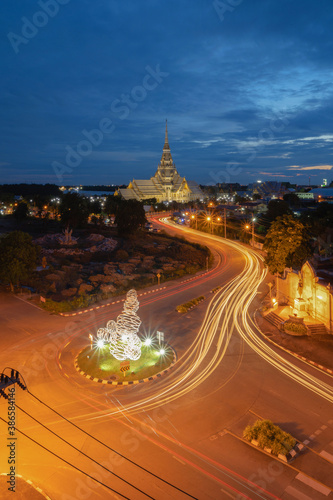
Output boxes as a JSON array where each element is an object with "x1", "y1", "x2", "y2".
[
  {"x1": 283, "y1": 321, "x2": 307, "y2": 335},
  {"x1": 176, "y1": 296, "x2": 205, "y2": 313},
  {"x1": 243, "y1": 419, "x2": 296, "y2": 456}
]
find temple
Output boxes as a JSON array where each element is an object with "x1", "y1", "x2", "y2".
[{"x1": 117, "y1": 122, "x2": 203, "y2": 203}]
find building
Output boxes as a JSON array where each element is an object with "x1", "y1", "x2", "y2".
[
  {"x1": 277, "y1": 261, "x2": 332, "y2": 332},
  {"x1": 117, "y1": 122, "x2": 204, "y2": 203}
]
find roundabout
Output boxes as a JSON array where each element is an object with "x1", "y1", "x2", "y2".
[
  {"x1": 74, "y1": 287, "x2": 176, "y2": 385},
  {"x1": 75, "y1": 342, "x2": 176, "y2": 386}
]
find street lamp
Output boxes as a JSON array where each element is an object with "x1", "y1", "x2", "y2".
[
  {"x1": 246, "y1": 218, "x2": 256, "y2": 246},
  {"x1": 206, "y1": 216, "x2": 212, "y2": 233},
  {"x1": 251, "y1": 218, "x2": 256, "y2": 247},
  {"x1": 191, "y1": 214, "x2": 197, "y2": 230}
]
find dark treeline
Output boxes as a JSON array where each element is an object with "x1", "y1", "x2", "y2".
[
  {"x1": 80, "y1": 185, "x2": 127, "y2": 191},
  {"x1": 0, "y1": 184, "x2": 61, "y2": 197}
]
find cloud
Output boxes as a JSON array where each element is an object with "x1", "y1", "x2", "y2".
[{"x1": 287, "y1": 165, "x2": 333, "y2": 171}]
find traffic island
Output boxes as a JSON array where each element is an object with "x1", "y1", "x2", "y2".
[
  {"x1": 75, "y1": 343, "x2": 176, "y2": 386},
  {"x1": 243, "y1": 419, "x2": 300, "y2": 462}
]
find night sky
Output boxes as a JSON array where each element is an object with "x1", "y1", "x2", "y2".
[{"x1": 1, "y1": 0, "x2": 333, "y2": 186}]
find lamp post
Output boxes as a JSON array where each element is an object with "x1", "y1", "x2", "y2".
[
  {"x1": 206, "y1": 216, "x2": 212, "y2": 233},
  {"x1": 246, "y1": 218, "x2": 256, "y2": 246},
  {"x1": 191, "y1": 214, "x2": 197, "y2": 230},
  {"x1": 251, "y1": 218, "x2": 256, "y2": 247},
  {"x1": 224, "y1": 208, "x2": 227, "y2": 238},
  {"x1": 89, "y1": 334, "x2": 93, "y2": 349}
]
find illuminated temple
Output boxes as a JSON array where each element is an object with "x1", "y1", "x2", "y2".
[{"x1": 117, "y1": 122, "x2": 203, "y2": 203}]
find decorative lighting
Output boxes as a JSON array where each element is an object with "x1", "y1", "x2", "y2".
[
  {"x1": 97, "y1": 339, "x2": 104, "y2": 348},
  {"x1": 97, "y1": 289, "x2": 142, "y2": 361},
  {"x1": 144, "y1": 338, "x2": 152, "y2": 346},
  {"x1": 159, "y1": 348, "x2": 165, "y2": 356}
]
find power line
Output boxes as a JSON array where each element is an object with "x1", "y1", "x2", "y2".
[
  {"x1": 15, "y1": 404, "x2": 155, "y2": 500},
  {"x1": 0, "y1": 416, "x2": 131, "y2": 500},
  {"x1": 2, "y1": 368, "x2": 198, "y2": 500},
  {"x1": 28, "y1": 390, "x2": 198, "y2": 499}
]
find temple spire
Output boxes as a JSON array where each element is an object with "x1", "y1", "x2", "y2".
[{"x1": 164, "y1": 119, "x2": 170, "y2": 150}]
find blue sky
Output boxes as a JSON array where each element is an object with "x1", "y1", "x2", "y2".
[{"x1": 1, "y1": 0, "x2": 333, "y2": 186}]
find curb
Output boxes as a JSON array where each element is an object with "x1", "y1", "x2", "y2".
[
  {"x1": 0, "y1": 473, "x2": 51, "y2": 500},
  {"x1": 250, "y1": 438, "x2": 304, "y2": 463},
  {"x1": 255, "y1": 310, "x2": 333, "y2": 376},
  {"x1": 59, "y1": 286, "x2": 167, "y2": 317},
  {"x1": 74, "y1": 345, "x2": 177, "y2": 386},
  {"x1": 57, "y1": 267, "x2": 213, "y2": 318}
]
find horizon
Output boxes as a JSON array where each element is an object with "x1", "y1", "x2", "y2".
[{"x1": 1, "y1": 1, "x2": 333, "y2": 186}]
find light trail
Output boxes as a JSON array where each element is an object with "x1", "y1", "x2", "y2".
[{"x1": 88, "y1": 231, "x2": 265, "y2": 418}]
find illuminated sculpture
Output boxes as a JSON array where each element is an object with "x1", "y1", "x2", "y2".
[{"x1": 97, "y1": 289, "x2": 142, "y2": 361}]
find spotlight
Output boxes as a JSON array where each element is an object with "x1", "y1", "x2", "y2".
[
  {"x1": 97, "y1": 339, "x2": 104, "y2": 348},
  {"x1": 144, "y1": 338, "x2": 152, "y2": 346},
  {"x1": 159, "y1": 348, "x2": 165, "y2": 355}
]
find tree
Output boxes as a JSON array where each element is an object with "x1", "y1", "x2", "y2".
[
  {"x1": 115, "y1": 199, "x2": 147, "y2": 236},
  {"x1": 104, "y1": 195, "x2": 122, "y2": 219},
  {"x1": 264, "y1": 215, "x2": 313, "y2": 274},
  {"x1": 266, "y1": 199, "x2": 291, "y2": 222},
  {"x1": 283, "y1": 192, "x2": 301, "y2": 208},
  {"x1": 60, "y1": 193, "x2": 90, "y2": 227},
  {"x1": 14, "y1": 202, "x2": 29, "y2": 222},
  {"x1": 0, "y1": 231, "x2": 39, "y2": 291}
]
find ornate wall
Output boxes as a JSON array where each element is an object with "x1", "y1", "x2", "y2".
[{"x1": 277, "y1": 261, "x2": 332, "y2": 332}]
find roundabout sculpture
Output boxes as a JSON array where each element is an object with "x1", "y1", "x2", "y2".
[{"x1": 97, "y1": 289, "x2": 142, "y2": 361}]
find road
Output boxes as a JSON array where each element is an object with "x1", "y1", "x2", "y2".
[{"x1": 0, "y1": 220, "x2": 332, "y2": 500}]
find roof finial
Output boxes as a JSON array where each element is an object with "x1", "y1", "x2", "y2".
[{"x1": 164, "y1": 119, "x2": 169, "y2": 150}]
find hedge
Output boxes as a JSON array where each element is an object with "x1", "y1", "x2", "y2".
[
  {"x1": 176, "y1": 296, "x2": 205, "y2": 313},
  {"x1": 243, "y1": 419, "x2": 296, "y2": 456}
]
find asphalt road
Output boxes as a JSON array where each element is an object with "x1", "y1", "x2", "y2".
[{"x1": 0, "y1": 221, "x2": 332, "y2": 500}]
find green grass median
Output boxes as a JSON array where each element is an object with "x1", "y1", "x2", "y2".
[{"x1": 77, "y1": 343, "x2": 174, "y2": 382}]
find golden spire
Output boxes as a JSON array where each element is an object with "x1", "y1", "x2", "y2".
[{"x1": 163, "y1": 119, "x2": 170, "y2": 151}]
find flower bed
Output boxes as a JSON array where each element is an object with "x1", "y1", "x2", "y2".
[{"x1": 283, "y1": 321, "x2": 308, "y2": 336}]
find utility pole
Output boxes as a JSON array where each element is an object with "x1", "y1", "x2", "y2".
[{"x1": 224, "y1": 208, "x2": 227, "y2": 238}]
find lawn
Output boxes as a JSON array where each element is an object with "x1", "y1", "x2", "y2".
[{"x1": 77, "y1": 342, "x2": 174, "y2": 381}]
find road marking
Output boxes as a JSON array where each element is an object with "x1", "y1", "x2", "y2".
[
  {"x1": 220, "y1": 487, "x2": 235, "y2": 498},
  {"x1": 296, "y1": 473, "x2": 331, "y2": 496},
  {"x1": 172, "y1": 455, "x2": 186, "y2": 465},
  {"x1": 320, "y1": 450, "x2": 333, "y2": 462},
  {"x1": 284, "y1": 485, "x2": 313, "y2": 500}
]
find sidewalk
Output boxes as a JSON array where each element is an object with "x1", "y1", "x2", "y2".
[{"x1": 256, "y1": 307, "x2": 333, "y2": 371}]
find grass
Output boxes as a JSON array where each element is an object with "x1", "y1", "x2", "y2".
[{"x1": 77, "y1": 342, "x2": 174, "y2": 381}]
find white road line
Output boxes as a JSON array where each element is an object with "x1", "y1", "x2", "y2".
[
  {"x1": 296, "y1": 473, "x2": 331, "y2": 496},
  {"x1": 220, "y1": 487, "x2": 235, "y2": 499},
  {"x1": 13, "y1": 294, "x2": 44, "y2": 311},
  {"x1": 320, "y1": 450, "x2": 333, "y2": 462},
  {"x1": 284, "y1": 485, "x2": 313, "y2": 500}
]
